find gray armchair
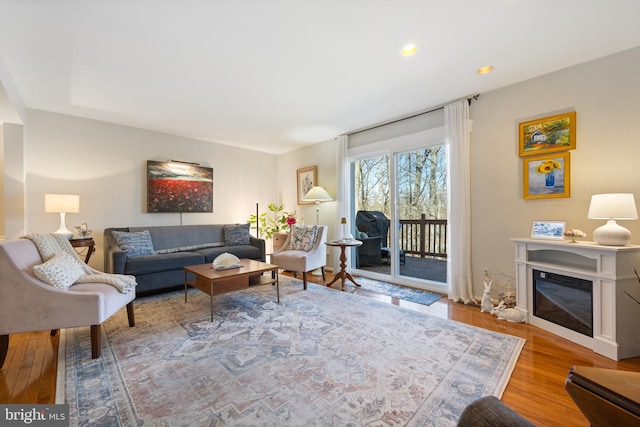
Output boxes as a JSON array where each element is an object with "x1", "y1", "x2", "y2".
[{"x1": 457, "y1": 396, "x2": 535, "y2": 427}]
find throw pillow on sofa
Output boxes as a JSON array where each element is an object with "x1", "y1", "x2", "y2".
[
  {"x1": 224, "y1": 223, "x2": 251, "y2": 246},
  {"x1": 289, "y1": 225, "x2": 318, "y2": 251},
  {"x1": 111, "y1": 230, "x2": 155, "y2": 257}
]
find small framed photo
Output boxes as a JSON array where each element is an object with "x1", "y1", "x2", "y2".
[
  {"x1": 519, "y1": 111, "x2": 576, "y2": 157},
  {"x1": 297, "y1": 166, "x2": 317, "y2": 205},
  {"x1": 531, "y1": 220, "x2": 566, "y2": 240}
]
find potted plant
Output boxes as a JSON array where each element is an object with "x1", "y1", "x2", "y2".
[{"x1": 248, "y1": 203, "x2": 297, "y2": 239}]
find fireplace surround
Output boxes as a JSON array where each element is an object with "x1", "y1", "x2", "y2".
[{"x1": 513, "y1": 238, "x2": 640, "y2": 360}]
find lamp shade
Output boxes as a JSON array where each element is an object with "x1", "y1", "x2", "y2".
[
  {"x1": 44, "y1": 194, "x2": 80, "y2": 213},
  {"x1": 302, "y1": 186, "x2": 333, "y2": 202},
  {"x1": 44, "y1": 194, "x2": 79, "y2": 239},
  {"x1": 587, "y1": 193, "x2": 637, "y2": 246},
  {"x1": 587, "y1": 193, "x2": 638, "y2": 220}
]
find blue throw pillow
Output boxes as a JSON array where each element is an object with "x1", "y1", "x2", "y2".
[
  {"x1": 111, "y1": 230, "x2": 155, "y2": 257},
  {"x1": 224, "y1": 223, "x2": 251, "y2": 246}
]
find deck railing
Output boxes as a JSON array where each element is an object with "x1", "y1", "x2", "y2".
[{"x1": 398, "y1": 214, "x2": 447, "y2": 259}]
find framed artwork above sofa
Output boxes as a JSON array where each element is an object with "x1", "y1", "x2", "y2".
[{"x1": 147, "y1": 160, "x2": 213, "y2": 213}]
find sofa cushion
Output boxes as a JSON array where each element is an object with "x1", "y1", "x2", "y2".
[
  {"x1": 224, "y1": 224, "x2": 251, "y2": 246},
  {"x1": 289, "y1": 225, "x2": 318, "y2": 251},
  {"x1": 196, "y1": 245, "x2": 261, "y2": 263},
  {"x1": 33, "y1": 252, "x2": 85, "y2": 289},
  {"x1": 129, "y1": 225, "x2": 224, "y2": 252},
  {"x1": 124, "y1": 252, "x2": 205, "y2": 275},
  {"x1": 111, "y1": 230, "x2": 155, "y2": 258},
  {"x1": 155, "y1": 242, "x2": 224, "y2": 254}
]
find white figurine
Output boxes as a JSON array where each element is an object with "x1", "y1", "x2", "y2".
[
  {"x1": 480, "y1": 269, "x2": 494, "y2": 313},
  {"x1": 491, "y1": 301, "x2": 526, "y2": 323}
]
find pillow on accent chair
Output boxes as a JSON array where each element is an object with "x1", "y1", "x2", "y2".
[
  {"x1": 111, "y1": 230, "x2": 155, "y2": 258},
  {"x1": 289, "y1": 225, "x2": 318, "y2": 251},
  {"x1": 33, "y1": 251, "x2": 85, "y2": 289},
  {"x1": 224, "y1": 223, "x2": 251, "y2": 246}
]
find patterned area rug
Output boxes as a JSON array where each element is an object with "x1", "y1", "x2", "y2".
[
  {"x1": 355, "y1": 277, "x2": 444, "y2": 305},
  {"x1": 59, "y1": 277, "x2": 524, "y2": 426}
]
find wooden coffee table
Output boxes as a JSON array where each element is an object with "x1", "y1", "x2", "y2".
[{"x1": 184, "y1": 258, "x2": 279, "y2": 321}]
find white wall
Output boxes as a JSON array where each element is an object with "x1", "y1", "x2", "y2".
[
  {"x1": 0, "y1": 123, "x2": 3, "y2": 240},
  {"x1": 22, "y1": 110, "x2": 278, "y2": 270},
  {"x1": 277, "y1": 138, "x2": 339, "y2": 268},
  {"x1": 3, "y1": 122, "x2": 24, "y2": 240},
  {"x1": 470, "y1": 46, "x2": 640, "y2": 296}
]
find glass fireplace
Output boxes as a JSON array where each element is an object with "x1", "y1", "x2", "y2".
[{"x1": 533, "y1": 269, "x2": 593, "y2": 337}]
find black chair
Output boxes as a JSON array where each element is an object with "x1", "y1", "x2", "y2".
[
  {"x1": 355, "y1": 211, "x2": 405, "y2": 266},
  {"x1": 355, "y1": 234, "x2": 382, "y2": 267}
]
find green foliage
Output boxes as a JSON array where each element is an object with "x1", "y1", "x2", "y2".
[{"x1": 248, "y1": 203, "x2": 292, "y2": 239}]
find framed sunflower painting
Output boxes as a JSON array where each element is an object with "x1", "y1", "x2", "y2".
[{"x1": 523, "y1": 152, "x2": 570, "y2": 199}]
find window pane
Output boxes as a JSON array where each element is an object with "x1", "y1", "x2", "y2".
[{"x1": 396, "y1": 146, "x2": 447, "y2": 283}]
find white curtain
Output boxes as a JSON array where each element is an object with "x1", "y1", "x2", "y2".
[
  {"x1": 335, "y1": 134, "x2": 350, "y2": 272},
  {"x1": 445, "y1": 100, "x2": 474, "y2": 303}
]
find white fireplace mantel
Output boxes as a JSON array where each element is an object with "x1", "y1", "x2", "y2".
[{"x1": 512, "y1": 238, "x2": 640, "y2": 360}]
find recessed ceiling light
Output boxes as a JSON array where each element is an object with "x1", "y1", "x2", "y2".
[
  {"x1": 401, "y1": 44, "x2": 417, "y2": 57},
  {"x1": 477, "y1": 65, "x2": 494, "y2": 75}
]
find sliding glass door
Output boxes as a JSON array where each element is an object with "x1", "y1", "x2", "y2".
[{"x1": 349, "y1": 138, "x2": 448, "y2": 289}]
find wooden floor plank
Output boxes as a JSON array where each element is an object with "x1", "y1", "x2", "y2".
[{"x1": 0, "y1": 271, "x2": 638, "y2": 426}]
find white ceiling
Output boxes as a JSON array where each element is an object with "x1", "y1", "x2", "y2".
[{"x1": 1, "y1": 1, "x2": 640, "y2": 154}]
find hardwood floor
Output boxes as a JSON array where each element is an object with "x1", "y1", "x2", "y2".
[{"x1": 2, "y1": 271, "x2": 639, "y2": 426}]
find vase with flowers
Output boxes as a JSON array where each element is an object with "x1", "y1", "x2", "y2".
[
  {"x1": 248, "y1": 203, "x2": 297, "y2": 240},
  {"x1": 536, "y1": 159, "x2": 562, "y2": 188}
]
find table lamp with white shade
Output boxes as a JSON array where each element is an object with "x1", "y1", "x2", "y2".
[
  {"x1": 587, "y1": 193, "x2": 638, "y2": 246},
  {"x1": 45, "y1": 194, "x2": 80, "y2": 239}
]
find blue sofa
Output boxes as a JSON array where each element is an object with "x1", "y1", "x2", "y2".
[{"x1": 104, "y1": 224, "x2": 265, "y2": 296}]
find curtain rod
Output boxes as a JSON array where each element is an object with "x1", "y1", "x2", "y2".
[{"x1": 347, "y1": 94, "x2": 479, "y2": 136}]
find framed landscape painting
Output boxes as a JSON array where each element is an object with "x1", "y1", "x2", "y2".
[
  {"x1": 297, "y1": 166, "x2": 317, "y2": 205},
  {"x1": 519, "y1": 111, "x2": 576, "y2": 157},
  {"x1": 147, "y1": 160, "x2": 213, "y2": 213},
  {"x1": 523, "y1": 152, "x2": 570, "y2": 200}
]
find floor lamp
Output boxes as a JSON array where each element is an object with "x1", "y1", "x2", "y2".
[
  {"x1": 303, "y1": 186, "x2": 334, "y2": 225},
  {"x1": 303, "y1": 186, "x2": 333, "y2": 275}
]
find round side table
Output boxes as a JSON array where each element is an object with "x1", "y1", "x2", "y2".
[
  {"x1": 325, "y1": 240, "x2": 362, "y2": 291},
  {"x1": 70, "y1": 237, "x2": 96, "y2": 263}
]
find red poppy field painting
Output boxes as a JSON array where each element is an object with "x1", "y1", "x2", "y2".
[{"x1": 147, "y1": 161, "x2": 213, "y2": 213}]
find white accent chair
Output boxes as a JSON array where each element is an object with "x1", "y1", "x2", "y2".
[
  {"x1": 0, "y1": 239, "x2": 135, "y2": 369},
  {"x1": 271, "y1": 225, "x2": 328, "y2": 290}
]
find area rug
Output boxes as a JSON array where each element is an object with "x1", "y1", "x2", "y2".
[
  {"x1": 355, "y1": 277, "x2": 444, "y2": 306},
  {"x1": 59, "y1": 276, "x2": 524, "y2": 426}
]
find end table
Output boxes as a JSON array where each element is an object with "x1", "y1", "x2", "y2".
[
  {"x1": 70, "y1": 237, "x2": 95, "y2": 263},
  {"x1": 325, "y1": 240, "x2": 362, "y2": 291}
]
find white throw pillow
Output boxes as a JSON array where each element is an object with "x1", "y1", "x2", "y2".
[{"x1": 33, "y1": 252, "x2": 85, "y2": 290}]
